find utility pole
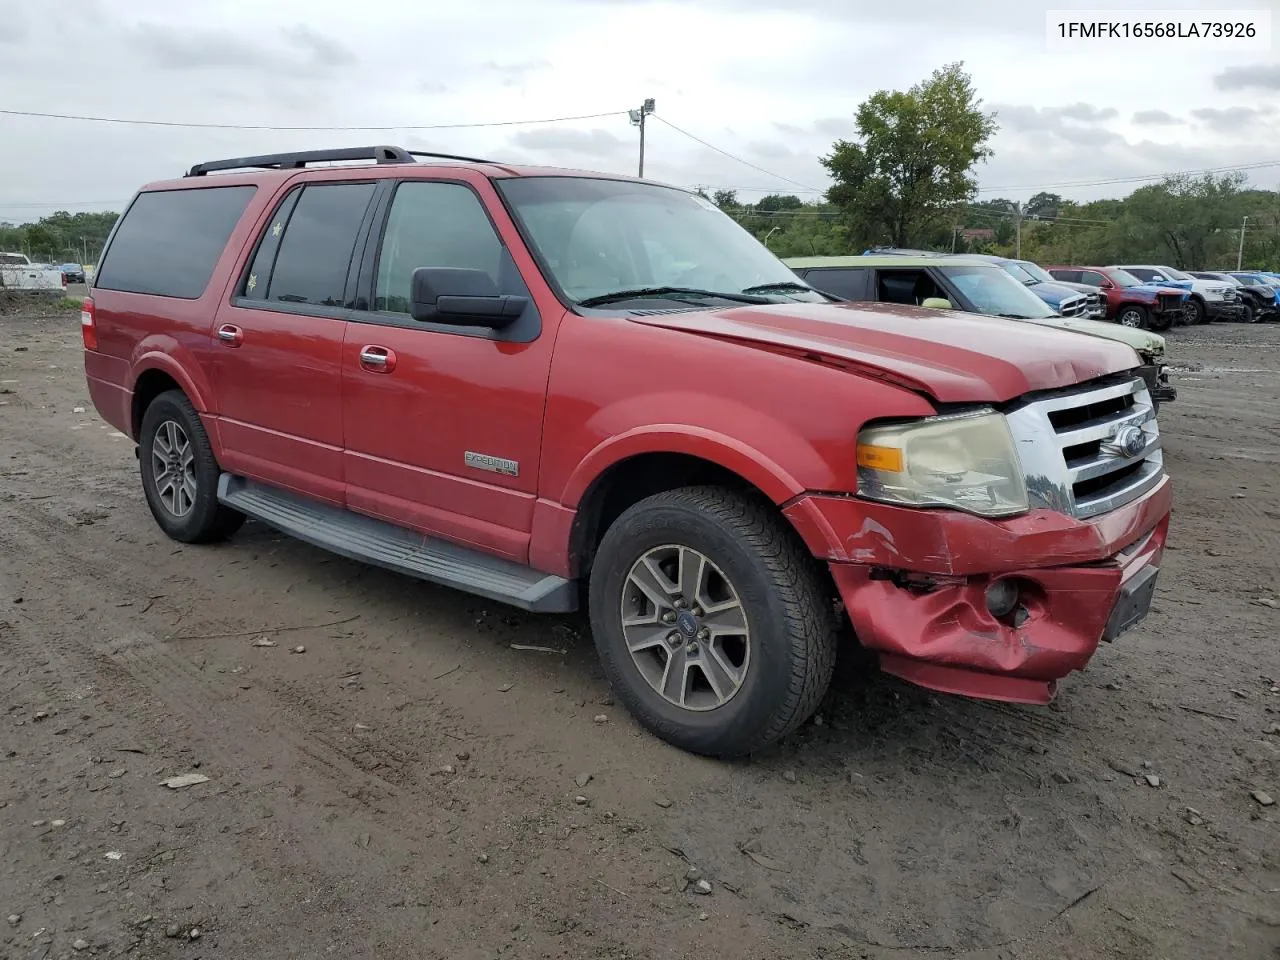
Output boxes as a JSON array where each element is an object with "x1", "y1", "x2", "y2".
[
  {"x1": 1012, "y1": 202, "x2": 1024, "y2": 259},
  {"x1": 1237, "y1": 215, "x2": 1249, "y2": 270},
  {"x1": 629, "y1": 98, "x2": 655, "y2": 178}
]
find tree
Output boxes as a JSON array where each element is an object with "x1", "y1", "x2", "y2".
[
  {"x1": 711, "y1": 189, "x2": 740, "y2": 211},
  {"x1": 1026, "y1": 191, "x2": 1063, "y2": 219},
  {"x1": 821, "y1": 62, "x2": 998, "y2": 247},
  {"x1": 1119, "y1": 172, "x2": 1246, "y2": 268},
  {"x1": 755, "y1": 194, "x2": 804, "y2": 213}
]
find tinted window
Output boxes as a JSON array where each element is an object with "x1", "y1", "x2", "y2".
[
  {"x1": 95, "y1": 186, "x2": 255, "y2": 299},
  {"x1": 374, "y1": 182, "x2": 502, "y2": 314},
  {"x1": 1125, "y1": 268, "x2": 1157, "y2": 281},
  {"x1": 1081, "y1": 271, "x2": 1107, "y2": 286},
  {"x1": 1050, "y1": 269, "x2": 1081, "y2": 283},
  {"x1": 265, "y1": 183, "x2": 375, "y2": 307},
  {"x1": 804, "y1": 268, "x2": 869, "y2": 300}
]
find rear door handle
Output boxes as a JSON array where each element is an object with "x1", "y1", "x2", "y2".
[
  {"x1": 359, "y1": 345, "x2": 397, "y2": 373},
  {"x1": 216, "y1": 323, "x2": 244, "y2": 347}
]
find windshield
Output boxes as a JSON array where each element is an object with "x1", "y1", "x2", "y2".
[
  {"x1": 496, "y1": 177, "x2": 828, "y2": 306},
  {"x1": 1014, "y1": 260, "x2": 1057, "y2": 284},
  {"x1": 939, "y1": 265, "x2": 1059, "y2": 319},
  {"x1": 1108, "y1": 269, "x2": 1142, "y2": 288},
  {"x1": 1160, "y1": 266, "x2": 1193, "y2": 281}
]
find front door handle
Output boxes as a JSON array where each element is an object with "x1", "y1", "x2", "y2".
[
  {"x1": 359, "y1": 345, "x2": 397, "y2": 373},
  {"x1": 216, "y1": 323, "x2": 244, "y2": 347}
]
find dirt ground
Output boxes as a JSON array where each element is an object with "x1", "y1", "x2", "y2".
[{"x1": 2, "y1": 299, "x2": 1278, "y2": 960}]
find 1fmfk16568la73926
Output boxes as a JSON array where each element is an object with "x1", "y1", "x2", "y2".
[{"x1": 82, "y1": 145, "x2": 1173, "y2": 757}]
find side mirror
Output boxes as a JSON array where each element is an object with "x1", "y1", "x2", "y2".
[
  {"x1": 920, "y1": 297, "x2": 953, "y2": 310},
  {"x1": 411, "y1": 267, "x2": 528, "y2": 328},
  {"x1": 1099, "y1": 279, "x2": 1114, "y2": 289}
]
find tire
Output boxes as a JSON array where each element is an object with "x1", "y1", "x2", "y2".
[
  {"x1": 1115, "y1": 304, "x2": 1148, "y2": 329},
  {"x1": 1187, "y1": 297, "x2": 1208, "y2": 324},
  {"x1": 1147, "y1": 308, "x2": 1174, "y2": 332},
  {"x1": 1241, "y1": 303, "x2": 1256, "y2": 324},
  {"x1": 139, "y1": 389, "x2": 245, "y2": 544},
  {"x1": 588, "y1": 486, "x2": 837, "y2": 758}
]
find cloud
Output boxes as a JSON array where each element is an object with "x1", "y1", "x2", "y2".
[
  {"x1": 1190, "y1": 106, "x2": 1274, "y2": 134},
  {"x1": 1057, "y1": 103, "x2": 1118, "y2": 123},
  {"x1": 127, "y1": 22, "x2": 358, "y2": 72},
  {"x1": 1213, "y1": 63, "x2": 1280, "y2": 92},
  {"x1": 1132, "y1": 109, "x2": 1182, "y2": 126},
  {"x1": 509, "y1": 127, "x2": 628, "y2": 159},
  {"x1": 990, "y1": 103, "x2": 1122, "y2": 146},
  {"x1": 484, "y1": 59, "x2": 552, "y2": 87}
]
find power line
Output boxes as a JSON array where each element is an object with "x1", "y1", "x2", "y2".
[
  {"x1": 0, "y1": 107, "x2": 629, "y2": 131},
  {"x1": 651, "y1": 116, "x2": 824, "y2": 194},
  {"x1": 977, "y1": 159, "x2": 1280, "y2": 193}
]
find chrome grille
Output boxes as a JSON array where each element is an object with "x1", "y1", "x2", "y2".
[
  {"x1": 1058, "y1": 294, "x2": 1088, "y2": 317},
  {"x1": 1222, "y1": 288, "x2": 1238, "y2": 302},
  {"x1": 1084, "y1": 292, "x2": 1106, "y2": 318},
  {"x1": 1005, "y1": 376, "x2": 1164, "y2": 521}
]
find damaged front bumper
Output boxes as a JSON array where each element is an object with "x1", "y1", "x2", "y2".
[
  {"x1": 1139, "y1": 362, "x2": 1177, "y2": 404},
  {"x1": 784, "y1": 476, "x2": 1173, "y2": 704}
]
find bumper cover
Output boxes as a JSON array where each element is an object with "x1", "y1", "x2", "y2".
[
  {"x1": 1206, "y1": 301, "x2": 1245, "y2": 322},
  {"x1": 784, "y1": 476, "x2": 1173, "y2": 704}
]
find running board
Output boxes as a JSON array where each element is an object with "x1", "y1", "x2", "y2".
[{"x1": 217, "y1": 475, "x2": 577, "y2": 613}]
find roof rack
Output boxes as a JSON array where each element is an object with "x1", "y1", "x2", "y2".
[{"x1": 185, "y1": 145, "x2": 499, "y2": 177}]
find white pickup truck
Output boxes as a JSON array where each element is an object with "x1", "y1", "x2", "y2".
[{"x1": 0, "y1": 252, "x2": 68, "y2": 292}]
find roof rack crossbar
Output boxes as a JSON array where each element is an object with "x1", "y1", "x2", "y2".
[
  {"x1": 185, "y1": 145, "x2": 416, "y2": 177},
  {"x1": 405, "y1": 149, "x2": 495, "y2": 164}
]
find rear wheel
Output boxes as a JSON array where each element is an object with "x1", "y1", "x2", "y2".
[
  {"x1": 1116, "y1": 304, "x2": 1148, "y2": 329},
  {"x1": 588, "y1": 486, "x2": 837, "y2": 758},
  {"x1": 139, "y1": 390, "x2": 245, "y2": 543}
]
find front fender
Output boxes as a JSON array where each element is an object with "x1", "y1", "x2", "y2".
[{"x1": 560, "y1": 423, "x2": 808, "y2": 508}]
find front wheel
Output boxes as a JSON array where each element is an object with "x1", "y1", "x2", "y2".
[
  {"x1": 139, "y1": 390, "x2": 245, "y2": 544},
  {"x1": 1116, "y1": 304, "x2": 1148, "y2": 329},
  {"x1": 588, "y1": 487, "x2": 837, "y2": 758},
  {"x1": 1187, "y1": 298, "x2": 1208, "y2": 324},
  {"x1": 1241, "y1": 303, "x2": 1257, "y2": 324}
]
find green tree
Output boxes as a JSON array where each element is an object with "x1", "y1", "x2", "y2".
[
  {"x1": 711, "y1": 189, "x2": 740, "y2": 211},
  {"x1": 755, "y1": 194, "x2": 804, "y2": 213},
  {"x1": 1118, "y1": 172, "x2": 1246, "y2": 268},
  {"x1": 821, "y1": 62, "x2": 998, "y2": 247}
]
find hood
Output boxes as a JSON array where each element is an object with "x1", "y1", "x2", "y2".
[
  {"x1": 626, "y1": 301, "x2": 1142, "y2": 404},
  {"x1": 1022, "y1": 280, "x2": 1090, "y2": 307},
  {"x1": 1131, "y1": 284, "x2": 1187, "y2": 300},
  {"x1": 1013, "y1": 313, "x2": 1165, "y2": 361},
  {"x1": 1046, "y1": 278, "x2": 1101, "y2": 296}
]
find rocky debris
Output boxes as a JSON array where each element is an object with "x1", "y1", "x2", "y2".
[
  {"x1": 573, "y1": 795, "x2": 590, "y2": 806},
  {"x1": 497, "y1": 682, "x2": 514, "y2": 693},
  {"x1": 72, "y1": 938, "x2": 89, "y2": 951},
  {"x1": 654, "y1": 796, "x2": 673, "y2": 809},
  {"x1": 477, "y1": 853, "x2": 489, "y2": 864},
  {"x1": 166, "y1": 924, "x2": 182, "y2": 938},
  {"x1": 108, "y1": 768, "x2": 126, "y2": 779},
  {"x1": 161, "y1": 773, "x2": 210, "y2": 789},
  {"x1": 781, "y1": 769, "x2": 797, "y2": 784},
  {"x1": 455, "y1": 751, "x2": 470, "y2": 761},
  {"x1": 1145, "y1": 774, "x2": 1161, "y2": 788},
  {"x1": 105, "y1": 851, "x2": 123, "y2": 860},
  {"x1": 574, "y1": 773, "x2": 592, "y2": 788},
  {"x1": 698, "y1": 911, "x2": 709, "y2": 921},
  {"x1": 6, "y1": 914, "x2": 20, "y2": 927},
  {"x1": 593, "y1": 714, "x2": 608, "y2": 724},
  {"x1": 251, "y1": 637, "x2": 277, "y2": 647},
  {"x1": 1252, "y1": 598, "x2": 1279, "y2": 609},
  {"x1": 1053, "y1": 771, "x2": 1073, "y2": 784},
  {"x1": 292, "y1": 645, "x2": 306, "y2": 654},
  {"x1": 692, "y1": 879, "x2": 712, "y2": 895},
  {"x1": 1185, "y1": 807, "x2": 1206, "y2": 826},
  {"x1": 433, "y1": 764, "x2": 455, "y2": 776},
  {"x1": 1251, "y1": 790, "x2": 1275, "y2": 807},
  {"x1": 189, "y1": 928, "x2": 202, "y2": 940}
]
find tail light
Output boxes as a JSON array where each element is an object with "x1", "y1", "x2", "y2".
[
  {"x1": 61, "y1": 272, "x2": 68, "y2": 288},
  {"x1": 81, "y1": 297, "x2": 98, "y2": 351}
]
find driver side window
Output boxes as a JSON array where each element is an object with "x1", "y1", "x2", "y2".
[{"x1": 374, "y1": 182, "x2": 502, "y2": 315}]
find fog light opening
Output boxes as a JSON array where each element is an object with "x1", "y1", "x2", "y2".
[{"x1": 985, "y1": 578, "x2": 1020, "y2": 619}]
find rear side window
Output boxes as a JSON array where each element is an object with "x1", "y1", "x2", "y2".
[
  {"x1": 805, "y1": 268, "x2": 869, "y2": 300},
  {"x1": 260, "y1": 182, "x2": 376, "y2": 307},
  {"x1": 1051, "y1": 269, "x2": 1082, "y2": 283},
  {"x1": 1081, "y1": 271, "x2": 1107, "y2": 286},
  {"x1": 94, "y1": 186, "x2": 255, "y2": 299}
]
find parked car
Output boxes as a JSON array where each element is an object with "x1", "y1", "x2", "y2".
[
  {"x1": 59, "y1": 262, "x2": 86, "y2": 284},
  {"x1": 862, "y1": 248, "x2": 1106, "y2": 320},
  {"x1": 1192, "y1": 271, "x2": 1277, "y2": 323},
  {"x1": 0, "y1": 251, "x2": 67, "y2": 292},
  {"x1": 949, "y1": 254, "x2": 1107, "y2": 320},
  {"x1": 1047, "y1": 265, "x2": 1191, "y2": 332},
  {"x1": 1114, "y1": 264, "x2": 1243, "y2": 324},
  {"x1": 83, "y1": 145, "x2": 1172, "y2": 758},
  {"x1": 786, "y1": 254, "x2": 1176, "y2": 407}
]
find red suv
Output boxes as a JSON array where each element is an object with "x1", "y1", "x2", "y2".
[
  {"x1": 1046, "y1": 265, "x2": 1191, "y2": 331},
  {"x1": 83, "y1": 146, "x2": 1173, "y2": 757}
]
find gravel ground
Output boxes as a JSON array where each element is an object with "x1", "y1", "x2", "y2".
[{"x1": 2, "y1": 303, "x2": 1278, "y2": 960}]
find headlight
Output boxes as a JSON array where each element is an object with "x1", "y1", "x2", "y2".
[{"x1": 855, "y1": 409, "x2": 1029, "y2": 518}]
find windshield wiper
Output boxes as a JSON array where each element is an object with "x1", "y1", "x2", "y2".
[
  {"x1": 740, "y1": 281, "x2": 813, "y2": 294},
  {"x1": 576, "y1": 286, "x2": 771, "y2": 307}
]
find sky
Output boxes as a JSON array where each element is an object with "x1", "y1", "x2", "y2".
[{"x1": 1, "y1": 0, "x2": 1278, "y2": 223}]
